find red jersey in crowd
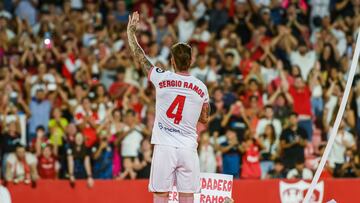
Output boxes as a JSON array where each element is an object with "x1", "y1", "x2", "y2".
[
  {"x1": 243, "y1": 90, "x2": 263, "y2": 108},
  {"x1": 241, "y1": 141, "x2": 261, "y2": 179},
  {"x1": 239, "y1": 58, "x2": 253, "y2": 79},
  {"x1": 74, "y1": 106, "x2": 100, "y2": 147},
  {"x1": 38, "y1": 155, "x2": 57, "y2": 179},
  {"x1": 246, "y1": 37, "x2": 271, "y2": 61},
  {"x1": 289, "y1": 86, "x2": 312, "y2": 116}
]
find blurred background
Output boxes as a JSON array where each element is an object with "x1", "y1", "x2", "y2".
[{"x1": 0, "y1": 0, "x2": 360, "y2": 197}]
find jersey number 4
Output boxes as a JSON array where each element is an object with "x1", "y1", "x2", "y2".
[{"x1": 166, "y1": 95, "x2": 186, "y2": 124}]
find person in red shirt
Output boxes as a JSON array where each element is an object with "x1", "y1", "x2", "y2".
[
  {"x1": 109, "y1": 69, "x2": 129, "y2": 100},
  {"x1": 245, "y1": 28, "x2": 271, "y2": 61},
  {"x1": 283, "y1": 75, "x2": 313, "y2": 141},
  {"x1": 240, "y1": 136, "x2": 262, "y2": 179},
  {"x1": 37, "y1": 145, "x2": 58, "y2": 179},
  {"x1": 243, "y1": 78, "x2": 263, "y2": 108},
  {"x1": 238, "y1": 50, "x2": 254, "y2": 79},
  {"x1": 74, "y1": 97, "x2": 100, "y2": 147}
]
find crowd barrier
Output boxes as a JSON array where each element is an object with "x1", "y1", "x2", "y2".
[{"x1": 5, "y1": 179, "x2": 360, "y2": 203}]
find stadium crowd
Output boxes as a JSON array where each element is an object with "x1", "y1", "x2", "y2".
[{"x1": 1, "y1": 0, "x2": 360, "y2": 188}]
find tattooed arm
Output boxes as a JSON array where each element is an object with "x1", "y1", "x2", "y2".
[{"x1": 127, "y1": 11, "x2": 154, "y2": 76}]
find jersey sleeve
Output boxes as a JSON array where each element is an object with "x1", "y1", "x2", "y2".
[{"x1": 148, "y1": 66, "x2": 167, "y2": 86}]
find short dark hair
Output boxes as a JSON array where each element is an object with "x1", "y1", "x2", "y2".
[
  {"x1": 171, "y1": 42, "x2": 192, "y2": 72},
  {"x1": 36, "y1": 125, "x2": 45, "y2": 132},
  {"x1": 264, "y1": 104, "x2": 273, "y2": 110},
  {"x1": 15, "y1": 143, "x2": 25, "y2": 150},
  {"x1": 249, "y1": 95, "x2": 259, "y2": 101},
  {"x1": 290, "y1": 112, "x2": 298, "y2": 117},
  {"x1": 248, "y1": 78, "x2": 259, "y2": 85},
  {"x1": 274, "y1": 158, "x2": 283, "y2": 164},
  {"x1": 125, "y1": 109, "x2": 136, "y2": 116},
  {"x1": 224, "y1": 52, "x2": 235, "y2": 58},
  {"x1": 295, "y1": 160, "x2": 304, "y2": 165}
]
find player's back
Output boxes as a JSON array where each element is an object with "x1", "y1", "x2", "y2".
[{"x1": 148, "y1": 67, "x2": 209, "y2": 149}]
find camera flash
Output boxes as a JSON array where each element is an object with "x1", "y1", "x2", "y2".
[{"x1": 44, "y1": 39, "x2": 51, "y2": 45}]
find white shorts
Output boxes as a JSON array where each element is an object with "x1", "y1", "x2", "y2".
[{"x1": 149, "y1": 144, "x2": 200, "y2": 193}]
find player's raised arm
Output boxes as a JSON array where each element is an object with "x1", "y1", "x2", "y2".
[{"x1": 127, "y1": 11, "x2": 154, "y2": 75}]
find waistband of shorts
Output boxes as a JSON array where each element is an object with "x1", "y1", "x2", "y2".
[{"x1": 153, "y1": 144, "x2": 198, "y2": 152}]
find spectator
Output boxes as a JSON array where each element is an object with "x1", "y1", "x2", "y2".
[
  {"x1": 215, "y1": 128, "x2": 241, "y2": 178},
  {"x1": 266, "y1": 158, "x2": 287, "y2": 179},
  {"x1": 246, "y1": 95, "x2": 261, "y2": 134},
  {"x1": 74, "y1": 97, "x2": 100, "y2": 148},
  {"x1": 153, "y1": 14, "x2": 176, "y2": 46},
  {"x1": 134, "y1": 138, "x2": 152, "y2": 179},
  {"x1": 113, "y1": 1, "x2": 129, "y2": 23},
  {"x1": 0, "y1": 120, "x2": 21, "y2": 172},
  {"x1": 218, "y1": 52, "x2": 241, "y2": 79},
  {"x1": 28, "y1": 89, "x2": 51, "y2": 142},
  {"x1": 208, "y1": 0, "x2": 229, "y2": 33},
  {"x1": 243, "y1": 78, "x2": 263, "y2": 108},
  {"x1": 14, "y1": 0, "x2": 38, "y2": 26},
  {"x1": 324, "y1": 81, "x2": 343, "y2": 126},
  {"x1": 221, "y1": 101, "x2": 250, "y2": 143},
  {"x1": 83, "y1": 0, "x2": 102, "y2": 26},
  {"x1": 267, "y1": 87, "x2": 292, "y2": 125},
  {"x1": 285, "y1": 75, "x2": 313, "y2": 141},
  {"x1": 5, "y1": 144, "x2": 38, "y2": 184},
  {"x1": 32, "y1": 126, "x2": 48, "y2": 155},
  {"x1": 160, "y1": 0, "x2": 182, "y2": 24},
  {"x1": 108, "y1": 68, "x2": 129, "y2": 102},
  {"x1": 328, "y1": 120, "x2": 356, "y2": 177},
  {"x1": 339, "y1": 149, "x2": 360, "y2": 178},
  {"x1": 209, "y1": 87, "x2": 226, "y2": 136},
  {"x1": 308, "y1": 65, "x2": 323, "y2": 119},
  {"x1": 280, "y1": 112, "x2": 307, "y2": 169},
  {"x1": 241, "y1": 136, "x2": 262, "y2": 179},
  {"x1": 91, "y1": 131, "x2": 113, "y2": 179},
  {"x1": 289, "y1": 42, "x2": 316, "y2": 80},
  {"x1": 48, "y1": 108, "x2": 68, "y2": 149},
  {"x1": 37, "y1": 144, "x2": 59, "y2": 179},
  {"x1": 26, "y1": 63, "x2": 55, "y2": 97},
  {"x1": 286, "y1": 161, "x2": 313, "y2": 180},
  {"x1": 67, "y1": 133, "x2": 94, "y2": 188},
  {"x1": 175, "y1": 8, "x2": 195, "y2": 43},
  {"x1": 189, "y1": 18, "x2": 211, "y2": 54},
  {"x1": 190, "y1": 54, "x2": 218, "y2": 86},
  {"x1": 259, "y1": 124, "x2": 278, "y2": 178},
  {"x1": 106, "y1": 108, "x2": 125, "y2": 178},
  {"x1": 119, "y1": 110, "x2": 143, "y2": 180},
  {"x1": 198, "y1": 132, "x2": 216, "y2": 173},
  {"x1": 255, "y1": 105, "x2": 282, "y2": 138}
]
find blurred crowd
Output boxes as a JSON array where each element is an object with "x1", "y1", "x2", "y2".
[{"x1": 1, "y1": 0, "x2": 360, "y2": 187}]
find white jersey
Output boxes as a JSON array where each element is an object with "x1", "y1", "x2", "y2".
[{"x1": 148, "y1": 66, "x2": 209, "y2": 149}]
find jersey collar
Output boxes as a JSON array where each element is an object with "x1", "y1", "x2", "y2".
[{"x1": 175, "y1": 71, "x2": 191, "y2": 76}]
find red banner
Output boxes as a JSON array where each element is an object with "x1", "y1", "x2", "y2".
[{"x1": 5, "y1": 179, "x2": 360, "y2": 203}]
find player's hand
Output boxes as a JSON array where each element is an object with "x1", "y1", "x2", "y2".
[{"x1": 127, "y1": 12, "x2": 139, "y2": 34}]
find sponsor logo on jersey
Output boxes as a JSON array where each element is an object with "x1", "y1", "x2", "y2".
[
  {"x1": 279, "y1": 180, "x2": 324, "y2": 203},
  {"x1": 158, "y1": 122, "x2": 180, "y2": 133}
]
